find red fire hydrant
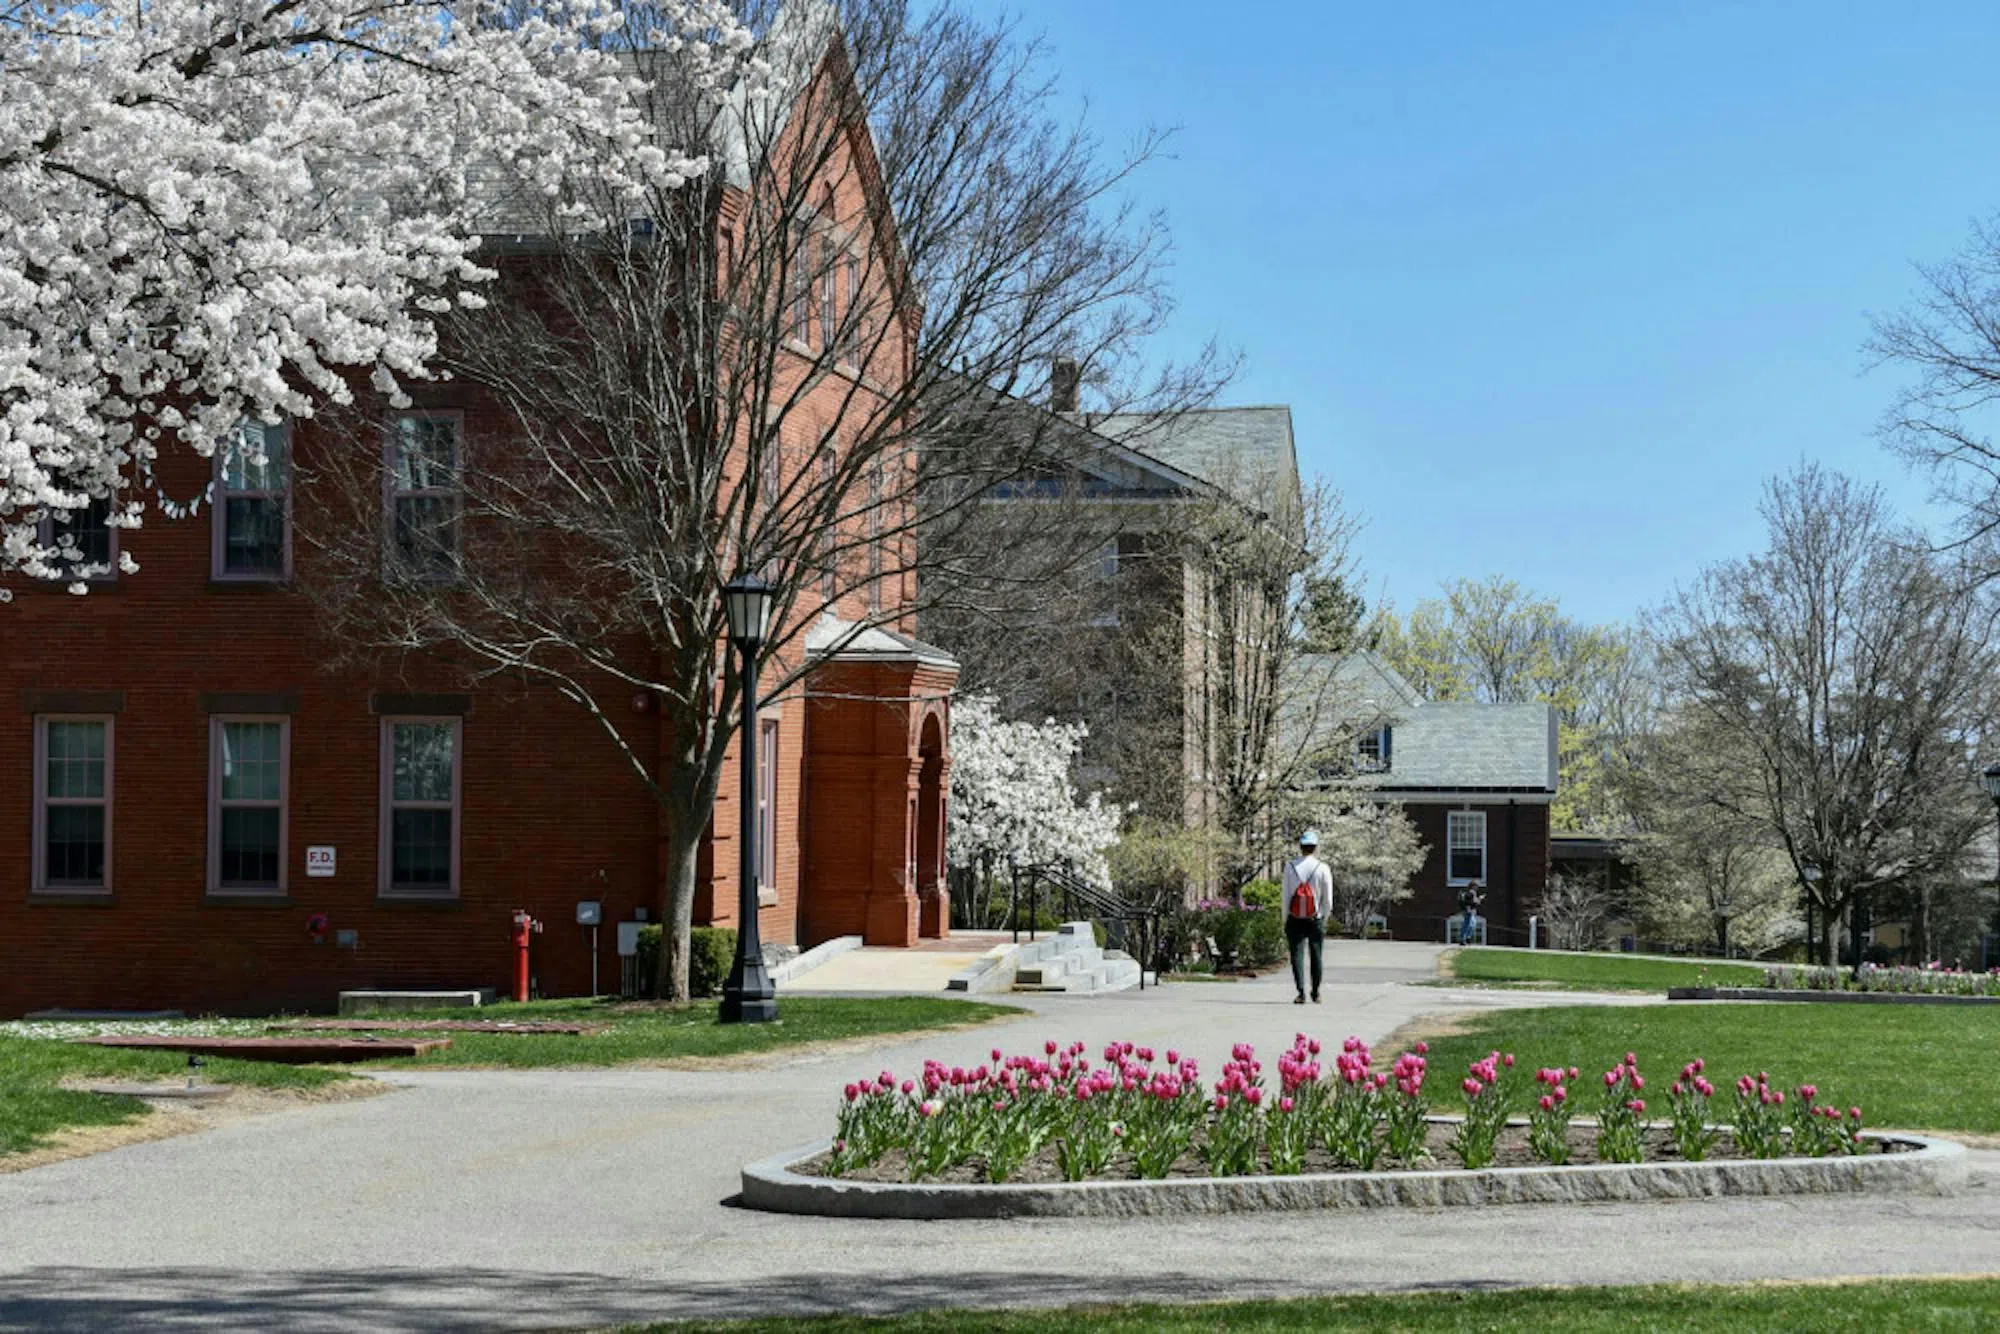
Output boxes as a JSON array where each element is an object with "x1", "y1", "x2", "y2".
[{"x1": 511, "y1": 909, "x2": 543, "y2": 1003}]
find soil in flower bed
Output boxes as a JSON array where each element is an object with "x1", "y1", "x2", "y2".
[{"x1": 795, "y1": 1123, "x2": 1911, "y2": 1185}]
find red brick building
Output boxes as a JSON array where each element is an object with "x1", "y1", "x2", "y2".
[
  {"x1": 0, "y1": 17, "x2": 956, "y2": 1018},
  {"x1": 1295, "y1": 651, "x2": 1557, "y2": 945}
]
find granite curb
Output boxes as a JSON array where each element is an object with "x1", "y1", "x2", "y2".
[{"x1": 740, "y1": 1132, "x2": 1968, "y2": 1219}]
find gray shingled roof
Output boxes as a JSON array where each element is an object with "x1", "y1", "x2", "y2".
[
  {"x1": 1286, "y1": 651, "x2": 1558, "y2": 795},
  {"x1": 1091, "y1": 406, "x2": 1300, "y2": 517},
  {"x1": 1368, "y1": 702, "x2": 1558, "y2": 794}
]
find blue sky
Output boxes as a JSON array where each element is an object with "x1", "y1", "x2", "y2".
[{"x1": 963, "y1": 1, "x2": 2000, "y2": 627}]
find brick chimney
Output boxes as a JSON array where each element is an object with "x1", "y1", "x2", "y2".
[{"x1": 1050, "y1": 356, "x2": 1080, "y2": 414}]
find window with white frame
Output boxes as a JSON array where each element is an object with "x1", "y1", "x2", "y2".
[
  {"x1": 210, "y1": 718, "x2": 288, "y2": 894},
  {"x1": 1447, "y1": 810, "x2": 1487, "y2": 885},
  {"x1": 34, "y1": 718, "x2": 112, "y2": 892},
  {"x1": 385, "y1": 413, "x2": 461, "y2": 580},
  {"x1": 214, "y1": 419, "x2": 290, "y2": 579},
  {"x1": 381, "y1": 719, "x2": 460, "y2": 896},
  {"x1": 819, "y1": 234, "x2": 839, "y2": 350},
  {"x1": 758, "y1": 717, "x2": 779, "y2": 900},
  {"x1": 839, "y1": 251, "x2": 862, "y2": 364},
  {"x1": 789, "y1": 229, "x2": 813, "y2": 345}
]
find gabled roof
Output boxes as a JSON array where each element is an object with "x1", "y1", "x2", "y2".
[
  {"x1": 1287, "y1": 650, "x2": 1558, "y2": 798},
  {"x1": 1369, "y1": 701, "x2": 1558, "y2": 796},
  {"x1": 805, "y1": 612, "x2": 958, "y2": 669},
  {"x1": 1090, "y1": 406, "x2": 1301, "y2": 518}
]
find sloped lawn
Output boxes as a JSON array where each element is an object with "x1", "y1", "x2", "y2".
[
  {"x1": 1447, "y1": 948, "x2": 1764, "y2": 993},
  {"x1": 1410, "y1": 1002, "x2": 2000, "y2": 1133}
]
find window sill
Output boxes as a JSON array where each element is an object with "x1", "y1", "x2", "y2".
[
  {"x1": 207, "y1": 575, "x2": 291, "y2": 590},
  {"x1": 28, "y1": 889, "x2": 116, "y2": 906},
  {"x1": 204, "y1": 892, "x2": 294, "y2": 908},
  {"x1": 375, "y1": 893, "x2": 462, "y2": 909}
]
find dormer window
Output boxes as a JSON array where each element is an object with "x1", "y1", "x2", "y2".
[{"x1": 1356, "y1": 725, "x2": 1391, "y2": 772}]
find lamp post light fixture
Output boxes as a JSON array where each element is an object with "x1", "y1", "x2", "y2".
[{"x1": 720, "y1": 574, "x2": 778, "y2": 1024}]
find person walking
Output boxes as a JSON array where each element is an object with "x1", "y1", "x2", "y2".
[{"x1": 1283, "y1": 830, "x2": 1333, "y2": 1005}]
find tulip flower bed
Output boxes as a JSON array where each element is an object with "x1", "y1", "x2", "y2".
[{"x1": 803, "y1": 1036, "x2": 1890, "y2": 1185}]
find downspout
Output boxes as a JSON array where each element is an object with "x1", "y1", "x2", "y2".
[{"x1": 1507, "y1": 799, "x2": 1519, "y2": 943}]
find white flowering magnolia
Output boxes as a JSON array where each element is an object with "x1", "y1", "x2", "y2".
[
  {"x1": 1309, "y1": 799, "x2": 1425, "y2": 936},
  {"x1": 947, "y1": 694, "x2": 1124, "y2": 888},
  {"x1": 0, "y1": 0, "x2": 751, "y2": 590}
]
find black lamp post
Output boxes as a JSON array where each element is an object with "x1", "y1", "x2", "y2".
[{"x1": 720, "y1": 574, "x2": 778, "y2": 1024}]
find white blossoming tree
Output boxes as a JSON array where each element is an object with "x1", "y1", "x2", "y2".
[
  {"x1": 1307, "y1": 799, "x2": 1425, "y2": 938},
  {"x1": 947, "y1": 694, "x2": 1123, "y2": 923},
  {"x1": 0, "y1": 0, "x2": 746, "y2": 590}
]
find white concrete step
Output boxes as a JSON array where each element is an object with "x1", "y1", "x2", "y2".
[{"x1": 1008, "y1": 924, "x2": 1140, "y2": 996}]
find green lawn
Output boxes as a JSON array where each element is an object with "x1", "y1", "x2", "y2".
[
  {"x1": 361, "y1": 995, "x2": 1020, "y2": 1069},
  {"x1": 1447, "y1": 948, "x2": 1764, "y2": 993},
  {"x1": 623, "y1": 1278, "x2": 2000, "y2": 1332},
  {"x1": 0, "y1": 996, "x2": 1014, "y2": 1158},
  {"x1": 0, "y1": 1036, "x2": 345, "y2": 1157},
  {"x1": 1409, "y1": 1002, "x2": 2000, "y2": 1133}
]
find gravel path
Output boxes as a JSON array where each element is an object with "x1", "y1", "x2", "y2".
[{"x1": 0, "y1": 940, "x2": 1992, "y2": 1332}]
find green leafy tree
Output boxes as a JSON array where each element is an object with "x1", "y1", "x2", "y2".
[{"x1": 1370, "y1": 576, "x2": 1642, "y2": 831}]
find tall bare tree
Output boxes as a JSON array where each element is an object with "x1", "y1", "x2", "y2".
[
  {"x1": 293, "y1": 0, "x2": 1215, "y2": 998},
  {"x1": 1651, "y1": 464, "x2": 2000, "y2": 965},
  {"x1": 1874, "y1": 216, "x2": 2000, "y2": 574}
]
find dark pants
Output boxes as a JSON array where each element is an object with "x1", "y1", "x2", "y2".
[{"x1": 1286, "y1": 916, "x2": 1324, "y2": 998}]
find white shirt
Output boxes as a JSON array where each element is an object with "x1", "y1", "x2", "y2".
[{"x1": 1282, "y1": 854, "x2": 1333, "y2": 924}]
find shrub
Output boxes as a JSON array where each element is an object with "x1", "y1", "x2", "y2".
[
  {"x1": 633, "y1": 924, "x2": 739, "y2": 999},
  {"x1": 1239, "y1": 906, "x2": 1286, "y2": 968},
  {"x1": 1241, "y1": 879, "x2": 1282, "y2": 909}
]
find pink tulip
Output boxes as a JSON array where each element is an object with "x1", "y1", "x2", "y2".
[
  {"x1": 1214, "y1": 1094, "x2": 1229, "y2": 1112},
  {"x1": 1415, "y1": 1041, "x2": 1429, "y2": 1055},
  {"x1": 1166, "y1": 1049, "x2": 1180, "y2": 1065},
  {"x1": 1463, "y1": 1078, "x2": 1483, "y2": 1097},
  {"x1": 1628, "y1": 1099, "x2": 1645, "y2": 1114},
  {"x1": 1539, "y1": 1095, "x2": 1554, "y2": 1111},
  {"x1": 1503, "y1": 1053, "x2": 1516, "y2": 1068},
  {"x1": 901, "y1": 1080, "x2": 914, "y2": 1095}
]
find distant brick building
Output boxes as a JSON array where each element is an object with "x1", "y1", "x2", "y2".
[
  {"x1": 1293, "y1": 651, "x2": 1558, "y2": 945},
  {"x1": 0, "y1": 15, "x2": 955, "y2": 1018}
]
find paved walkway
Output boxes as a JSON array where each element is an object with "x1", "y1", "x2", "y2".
[
  {"x1": 0, "y1": 942, "x2": 1992, "y2": 1332},
  {"x1": 787, "y1": 931, "x2": 1014, "y2": 994}
]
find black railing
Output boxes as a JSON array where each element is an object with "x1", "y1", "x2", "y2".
[{"x1": 1009, "y1": 860, "x2": 1159, "y2": 989}]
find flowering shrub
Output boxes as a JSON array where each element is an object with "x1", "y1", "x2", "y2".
[
  {"x1": 1668, "y1": 1060, "x2": 1719, "y2": 1161},
  {"x1": 1732, "y1": 1071, "x2": 1788, "y2": 1158},
  {"x1": 1447, "y1": 1050, "x2": 1514, "y2": 1170},
  {"x1": 816, "y1": 1039, "x2": 1870, "y2": 1182},
  {"x1": 1596, "y1": 1052, "x2": 1648, "y2": 1164},
  {"x1": 1765, "y1": 963, "x2": 2000, "y2": 997},
  {"x1": 1528, "y1": 1065, "x2": 1579, "y2": 1165}
]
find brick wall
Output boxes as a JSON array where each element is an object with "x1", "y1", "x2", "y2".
[{"x1": 1385, "y1": 801, "x2": 1552, "y2": 947}]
